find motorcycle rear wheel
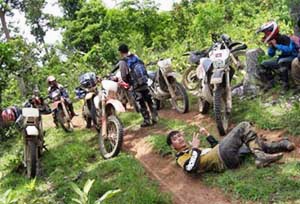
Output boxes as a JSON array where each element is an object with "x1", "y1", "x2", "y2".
[
  {"x1": 213, "y1": 86, "x2": 229, "y2": 136},
  {"x1": 57, "y1": 108, "x2": 73, "y2": 132},
  {"x1": 98, "y1": 115, "x2": 123, "y2": 159},
  {"x1": 26, "y1": 140, "x2": 38, "y2": 178},
  {"x1": 182, "y1": 67, "x2": 199, "y2": 91},
  {"x1": 172, "y1": 82, "x2": 189, "y2": 114}
]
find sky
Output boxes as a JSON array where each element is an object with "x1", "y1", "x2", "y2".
[{"x1": 6, "y1": 0, "x2": 180, "y2": 45}]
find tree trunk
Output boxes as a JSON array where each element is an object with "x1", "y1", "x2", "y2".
[
  {"x1": 0, "y1": 10, "x2": 10, "y2": 40},
  {"x1": 290, "y1": 0, "x2": 300, "y2": 35}
]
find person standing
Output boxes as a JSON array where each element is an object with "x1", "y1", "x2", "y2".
[{"x1": 118, "y1": 44, "x2": 158, "y2": 127}]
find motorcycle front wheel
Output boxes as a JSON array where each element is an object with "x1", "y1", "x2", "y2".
[
  {"x1": 26, "y1": 140, "x2": 38, "y2": 178},
  {"x1": 172, "y1": 82, "x2": 189, "y2": 114},
  {"x1": 98, "y1": 115, "x2": 123, "y2": 159},
  {"x1": 182, "y1": 66, "x2": 199, "y2": 91},
  {"x1": 57, "y1": 107, "x2": 73, "y2": 132},
  {"x1": 213, "y1": 85, "x2": 229, "y2": 136}
]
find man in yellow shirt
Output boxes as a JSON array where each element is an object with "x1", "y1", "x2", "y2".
[{"x1": 167, "y1": 122, "x2": 295, "y2": 174}]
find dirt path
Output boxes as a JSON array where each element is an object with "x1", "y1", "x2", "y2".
[
  {"x1": 43, "y1": 108, "x2": 299, "y2": 204},
  {"x1": 123, "y1": 127, "x2": 234, "y2": 204}
]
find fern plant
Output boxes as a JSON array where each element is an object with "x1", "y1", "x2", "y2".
[
  {"x1": 71, "y1": 179, "x2": 121, "y2": 204},
  {"x1": 0, "y1": 189, "x2": 18, "y2": 204}
]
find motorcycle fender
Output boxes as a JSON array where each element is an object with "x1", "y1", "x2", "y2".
[
  {"x1": 166, "y1": 72, "x2": 177, "y2": 78},
  {"x1": 85, "y1": 93, "x2": 94, "y2": 100},
  {"x1": 106, "y1": 99, "x2": 125, "y2": 113},
  {"x1": 211, "y1": 70, "x2": 224, "y2": 84},
  {"x1": 25, "y1": 126, "x2": 39, "y2": 136},
  {"x1": 93, "y1": 95, "x2": 101, "y2": 110}
]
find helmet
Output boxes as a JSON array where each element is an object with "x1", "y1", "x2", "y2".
[
  {"x1": 1, "y1": 108, "x2": 16, "y2": 123},
  {"x1": 47, "y1": 76, "x2": 56, "y2": 85},
  {"x1": 256, "y1": 21, "x2": 279, "y2": 43}
]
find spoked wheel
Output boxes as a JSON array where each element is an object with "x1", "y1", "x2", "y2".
[
  {"x1": 57, "y1": 107, "x2": 73, "y2": 132},
  {"x1": 182, "y1": 67, "x2": 200, "y2": 91},
  {"x1": 171, "y1": 82, "x2": 189, "y2": 114},
  {"x1": 214, "y1": 86, "x2": 229, "y2": 136},
  {"x1": 26, "y1": 140, "x2": 38, "y2": 178},
  {"x1": 198, "y1": 97, "x2": 210, "y2": 114},
  {"x1": 98, "y1": 115, "x2": 123, "y2": 159}
]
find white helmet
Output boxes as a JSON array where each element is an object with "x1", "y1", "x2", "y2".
[
  {"x1": 47, "y1": 75, "x2": 56, "y2": 85},
  {"x1": 256, "y1": 21, "x2": 279, "y2": 44}
]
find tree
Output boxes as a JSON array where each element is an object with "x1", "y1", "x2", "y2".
[
  {"x1": 22, "y1": 0, "x2": 48, "y2": 54},
  {"x1": 58, "y1": 0, "x2": 85, "y2": 20},
  {"x1": 0, "y1": 0, "x2": 23, "y2": 40}
]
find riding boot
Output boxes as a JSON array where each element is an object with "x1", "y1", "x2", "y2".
[
  {"x1": 253, "y1": 150, "x2": 283, "y2": 168},
  {"x1": 247, "y1": 138, "x2": 284, "y2": 168},
  {"x1": 150, "y1": 103, "x2": 158, "y2": 125},
  {"x1": 140, "y1": 109, "x2": 151, "y2": 127},
  {"x1": 279, "y1": 66, "x2": 290, "y2": 92},
  {"x1": 257, "y1": 138, "x2": 296, "y2": 154}
]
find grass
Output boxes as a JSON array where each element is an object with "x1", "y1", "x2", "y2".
[
  {"x1": 0, "y1": 125, "x2": 171, "y2": 204},
  {"x1": 144, "y1": 116, "x2": 300, "y2": 203}
]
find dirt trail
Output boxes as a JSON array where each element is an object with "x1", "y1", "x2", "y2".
[
  {"x1": 43, "y1": 108, "x2": 299, "y2": 204},
  {"x1": 123, "y1": 128, "x2": 234, "y2": 204}
]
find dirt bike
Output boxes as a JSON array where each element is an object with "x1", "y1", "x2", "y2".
[
  {"x1": 75, "y1": 72, "x2": 125, "y2": 159},
  {"x1": 17, "y1": 108, "x2": 44, "y2": 178},
  {"x1": 49, "y1": 89, "x2": 73, "y2": 132},
  {"x1": 182, "y1": 49, "x2": 209, "y2": 91},
  {"x1": 147, "y1": 59, "x2": 189, "y2": 114},
  {"x1": 196, "y1": 34, "x2": 247, "y2": 135}
]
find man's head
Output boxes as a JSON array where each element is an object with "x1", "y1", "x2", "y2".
[
  {"x1": 167, "y1": 130, "x2": 187, "y2": 151},
  {"x1": 118, "y1": 44, "x2": 129, "y2": 57},
  {"x1": 256, "y1": 21, "x2": 279, "y2": 44},
  {"x1": 47, "y1": 75, "x2": 57, "y2": 87}
]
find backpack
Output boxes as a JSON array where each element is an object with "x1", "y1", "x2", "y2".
[
  {"x1": 124, "y1": 54, "x2": 148, "y2": 88},
  {"x1": 290, "y1": 35, "x2": 300, "y2": 52}
]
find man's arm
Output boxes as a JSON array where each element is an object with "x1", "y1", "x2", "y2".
[
  {"x1": 275, "y1": 41, "x2": 295, "y2": 54},
  {"x1": 119, "y1": 60, "x2": 129, "y2": 83},
  {"x1": 200, "y1": 128, "x2": 219, "y2": 148},
  {"x1": 183, "y1": 148, "x2": 202, "y2": 173},
  {"x1": 268, "y1": 46, "x2": 276, "y2": 57}
]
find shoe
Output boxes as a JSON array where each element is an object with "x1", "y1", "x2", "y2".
[
  {"x1": 140, "y1": 121, "x2": 152, "y2": 128},
  {"x1": 254, "y1": 150, "x2": 283, "y2": 168},
  {"x1": 260, "y1": 138, "x2": 296, "y2": 154}
]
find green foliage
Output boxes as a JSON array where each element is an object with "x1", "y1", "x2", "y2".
[
  {"x1": 203, "y1": 159, "x2": 300, "y2": 202},
  {"x1": 0, "y1": 189, "x2": 18, "y2": 204},
  {"x1": 0, "y1": 125, "x2": 171, "y2": 204},
  {"x1": 71, "y1": 179, "x2": 121, "y2": 204},
  {"x1": 282, "y1": 103, "x2": 300, "y2": 135}
]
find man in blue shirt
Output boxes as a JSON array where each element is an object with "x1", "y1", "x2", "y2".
[{"x1": 257, "y1": 21, "x2": 298, "y2": 92}]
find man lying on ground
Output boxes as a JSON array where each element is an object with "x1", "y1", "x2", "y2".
[{"x1": 166, "y1": 122, "x2": 295, "y2": 174}]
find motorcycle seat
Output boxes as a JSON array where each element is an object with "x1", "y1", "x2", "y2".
[{"x1": 147, "y1": 71, "x2": 156, "y2": 80}]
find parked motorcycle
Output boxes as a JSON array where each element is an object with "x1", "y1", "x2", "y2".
[
  {"x1": 182, "y1": 49, "x2": 209, "y2": 91},
  {"x1": 49, "y1": 89, "x2": 73, "y2": 132},
  {"x1": 196, "y1": 34, "x2": 247, "y2": 135},
  {"x1": 147, "y1": 59, "x2": 189, "y2": 114},
  {"x1": 17, "y1": 108, "x2": 44, "y2": 178},
  {"x1": 75, "y1": 72, "x2": 125, "y2": 159}
]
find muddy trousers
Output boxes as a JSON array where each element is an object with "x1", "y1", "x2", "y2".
[
  {"x1": 219, "y1": 122, "x2": 257, "y2": 169},
  {"x1": 134, "y1": 89, "x2": 158, "y2": 123},
  {"x1": 258, "y1": 59, "x2": 290, "y2": 88}
]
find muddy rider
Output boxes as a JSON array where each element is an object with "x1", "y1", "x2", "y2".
[{"x1": 167, "y1": 122, "x2": 295, "y2": 173}]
